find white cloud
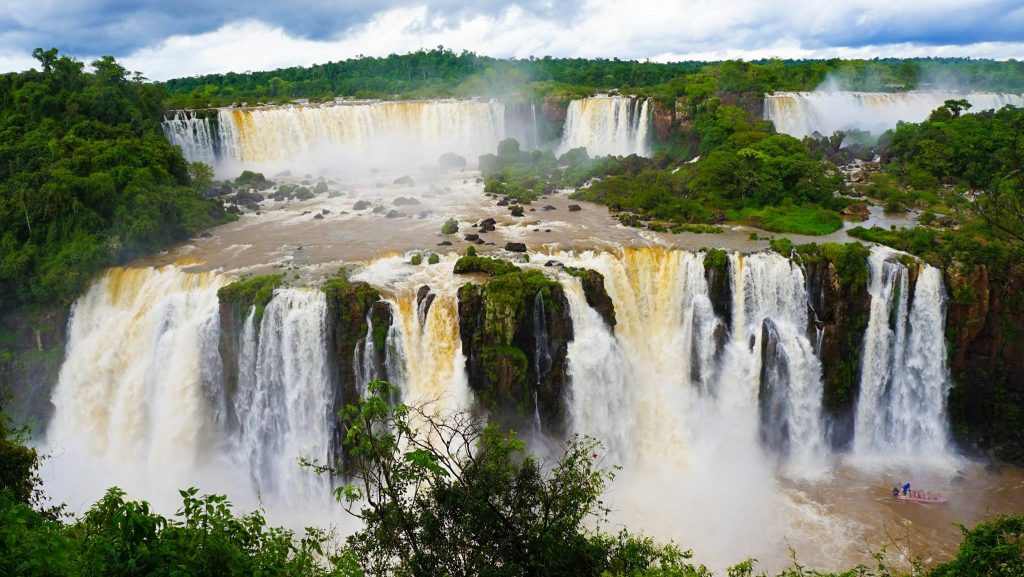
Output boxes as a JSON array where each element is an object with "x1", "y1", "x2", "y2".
[{"x1": 1, "y1": 1, "x2": 1022, "y2": 80}]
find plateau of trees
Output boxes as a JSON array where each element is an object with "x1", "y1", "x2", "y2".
[
  {"x1": 161, "y1": 47, "x2": 1024, "y2": 108},
  {"x1": 0, "y1": 49, "x2": 230, "y2": 310}
]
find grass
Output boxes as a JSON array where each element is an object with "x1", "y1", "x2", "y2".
[{"x1": 738, "y1": 205, "x2": 844, "y2": 235}]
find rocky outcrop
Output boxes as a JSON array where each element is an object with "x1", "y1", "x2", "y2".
[
  {"x1": 321, "y1": 276, "x2": 386, "y2": 472},
  {"x1": 945, "y1": 260, "x2": 1024, "y2": 463},
  {"x1": 457, "y1": 269, "x2": 573, "y2": 437},
  {"x1": 796, "y1": 243, "x2": 872, "y2": 450},
  {"x1": 703, "y1": 248, "x2": 732, "y2": 324},
  {"x1": 651, "y1": 100, "x2": 674, "y2": 142},
  {"x1": 567, "y1": 268, "x2": 616, "y2": 328},
  {"x1": 0, "y1": 306, "x2": 68, "y2": 432}
]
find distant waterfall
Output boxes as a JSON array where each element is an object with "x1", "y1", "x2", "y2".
[
  {"x1": 234, "y1": 289, "x2": 333, "y2": 504},
  {"x1": 558, "y1": 95, "x2": 651, "y2": 157},
  {"x1": 48, "y1": 267, "x2": 225, "y2": 482},
  {"x1": 162, "y1": 110, "x2": 218, "y2": 164},
  {"x1": 854, "y1": 247, "x2": 951, "y2": 457},
  {"x1": 162, "y1": 99, "x2": 517, "y2": 170},
  {"x1": 765, "y1": 91, "x2": 1024, "y2": 138}
]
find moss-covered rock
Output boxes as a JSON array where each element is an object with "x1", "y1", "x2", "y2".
[
  {"x1": 945, "y1": 259, "x2": 1024, "y2": 463},
  {"x1": 702, "y1": 248, "x2": 732, "y2": 323},
  {"x1": 321, "y1": 274, "x2": 385, "y2": 473},
  {"x1": 458, "y1": 268, "x2": 572, "y2": 436},
  {"x1": 0, "y1": 306, "x2": 68, "y2": 432},
  {"x1": 453, "y1": 256, "x2": 521, "y2": 276},
  {"x1": 565, "y1": 267, "x2": 616, "y2": 328},
  {"x1": 794, "y1": 242, "x2": 871, "y2": 449}
]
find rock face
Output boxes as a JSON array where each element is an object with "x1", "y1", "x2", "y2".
[
  {"x1": 321, "y1": 277, "x2": 386, "y2": 472},
  {"x1": 651, "y1": 99, "x2": 674, "y2": 142},
  {"x1": 0, "y1": 306, "x2": 68, "y2": 431},
  {"x1": 568, "y1": 268, "x2": 616, "y2": 328},
  {"x1": 945, "y1": 260, "x2": 1024, "y2": 463},
  {"x1": 457, "y1": 270, "x2": 573, "y2": 437},
  {"x1": 797, "y1": 243, "x2": 872, "y2": 450},
  {"x1": 703, "y1": 249, "x2": 732, "y2": 324}
]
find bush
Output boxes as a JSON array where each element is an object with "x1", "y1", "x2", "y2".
[{"x1": 441, "y1": 218, "x2": 459, "y2": 235}]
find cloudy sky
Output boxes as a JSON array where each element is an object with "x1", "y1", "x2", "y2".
[{"x1": 2, "y1": 0, "x2": 1023, "y2": 80}]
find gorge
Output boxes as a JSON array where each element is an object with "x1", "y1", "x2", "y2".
[{"x1": 4, "y1": 79, "x2": 1024, "y2": 574}]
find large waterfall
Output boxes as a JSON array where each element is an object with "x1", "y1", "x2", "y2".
[
  {"x1": 765, "y1": 91, "x2": 1024, "y2": 138},
  {"x1": 558, "y1": 95, "x2": 651, "y2": 157},
  {"x1": 40, "y1": 245, "x2": 966, "y2": 569},
  {"x1": 854, "y1": 247, "x2": 951, "y2": 458},
  {"x1": 162, "y1": 99, "x2": 512, "y2": 171}
]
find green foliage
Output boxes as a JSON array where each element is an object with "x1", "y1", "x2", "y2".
[
  {"x1": 427, "y1": 253, "x2": 440, "y2": 265},
  {"x1": 740, "y1": 205, "x2": 844, "y2": 235},
  {"x1": 409, "y1": 253, "x2": 423, "y2": 266},
  {"x1": 0, "y1": 49, "x2": 228, "y2": 309},
  {"x1": 217, "y1": 274, "x2": 283, "y2": 326},
  {"x1": 703, "y1": 248, "x2": 729, "y2": 275},
  {"x1": 324, "y1": 380, "x2": 695, "y2": 577},
  {"x1": 453, "y1": 255, "x2": 522, "y2": 276},
  {"x1": 441, "y1": 217, "x2": 459, "y2": 235},
  {"x1": 769, "y1": 237, "x2": 794, "y2": 255},
  {"x1": 930, "y1": 515, "x2": 1024, "y2": 577}
]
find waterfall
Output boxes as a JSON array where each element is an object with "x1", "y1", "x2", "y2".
[
  {"x1": 234, "y1": 288, "x2": 333, "y2": 504},
  {"x1": 48, "y1": 266, "x2": 225, "y2": 487},
  {"x1": 765, "y1": 91, "x2": 1024, "y2": 138},
  {"x1": 388, "y1": 289, "x2": 470, "y2": 410},
  {"x1": 558, "y1": 95, "x2": 652, "y2": 157},
  {"x1": 163, "y1": 99, "x2": 509, "y2": 171},
  {"x1": 354, "y1": 309, "x2": 379, "y2": 396},
  {"x1": 854, "y1": 247, "x2": 951, "y2": 457},
  {"x1": 162, "y1": 110, "x2": 218, "y2": 165},
  {"x1": 727, "y1": 253, "x2": 828, "y2": 475}
]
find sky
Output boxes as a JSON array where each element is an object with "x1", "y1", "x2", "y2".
[{"x1": 1, "y1": 0, "x2": 1023, "y2": 80}]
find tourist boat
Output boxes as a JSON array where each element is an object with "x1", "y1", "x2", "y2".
[{"x1": 894, "y1": 490, "x2": 948, "y2": 504}]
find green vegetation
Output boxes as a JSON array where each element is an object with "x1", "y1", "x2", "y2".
[
  {"x1": 441, "y1": 217, "x2": 459, "y2": 234},
  {"x1": 931, "y1": 515, "x2": 1024, "y2": 577},
  {"x1": 409, "y1": 253, "x2": 423, "y2": 266},
  {"x1": 161, "y1": 48, "x2": 1024, "y2": 107},
  {"x1": 427, "y1": 253, "x2": 440, "y2": 265},
  {"x1": 217, "y1": 274, "x2": 283, "y2": 326},
  {"x1": 738, "y1": 205, "x2": 844, "y2": 236},
  {"x1": 453, "y1": 255, "x2": 522, "y2": 276},
  {"x1": 0, "y1": 49, "x2": 230, "y2": 310}
]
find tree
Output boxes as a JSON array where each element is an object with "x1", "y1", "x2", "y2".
[{"x1": 313, "y1": 380, "x2": 695, "y2": 577}]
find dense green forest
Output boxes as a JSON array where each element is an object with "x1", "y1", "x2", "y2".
[
  {"x1": 2, "y1": 387, "x2": 1022, "y2": 577},
  {"x1": 162, "y1": 48, "x2": 1024, "y2": 108},
  {"x1": 0, "y1": 49, "x2": 229, "y2": 310}
]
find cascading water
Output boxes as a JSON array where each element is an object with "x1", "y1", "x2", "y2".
[
  {"x1": 162, "y1": 100, "x2": 514, "y2": 171},
  {"x1": 234, "y1": 288, "x2": 334, "y2": 504},
  {"x1": 161, "y1": 110, "x2": 218, "y2": 164},
  {"x1": 47, "y1": 267, "x2": 226, "y2": 500},
  {"x1": 725, "y1": 253, "x2": 828, "y2": 477},
  {"x1": 353, "y1": 310, "x2": 380, "y2": 396},
  {"x1": 765, "y1": 91, "x2": 1024, "y2": 138},
  {"x1": 854, "y1": 247, "x2": 951, "y2": 458},
  {"x1": 387, "y1": 289, "x2": 470, "y2": 410},
  {"x1": 558, "y1": 95, "x2": 651, "y2": 157}
]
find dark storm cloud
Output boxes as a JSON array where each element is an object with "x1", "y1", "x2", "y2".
[{"x1": 0, "y1": 0, "x2": 584, "y2": 56}]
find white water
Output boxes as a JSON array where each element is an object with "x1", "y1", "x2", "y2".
[
  {"x1": 234, "y1": 289, "x2": 334, "y2": 505},
  {"x1": 46, "y1": 267, "x2": 230, "y2": 508},
  {"x1": 162, "y1": 110, "x2": 218, "y2": 164},
  {"x1": 163, "y1": 100, "x2": 513, "y2": 173},
  {"x1": 854, "y1": 247, "x2": 951, "y2": 459},
  {"x1": 766, "y1": 91, "x2": 1024, "y2": 138},
  {"x1": 558, "y1": 95, "x2": 651, "y2": 157}
]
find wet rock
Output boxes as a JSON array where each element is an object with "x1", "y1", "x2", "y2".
[
  {"x1": 438, "y1": 240, "x2": 453, "y2": 246},
  {"x1": 313, "y1": 213, "x2": 324, "y2": 220},
  {"x1": 464, "y1": 234, "x2": 480, "y2": 242},
  {"x1": 353, "y1": 200, "x2": 371, "y2": 210},
  {"x1": 393, "y1": 196, "x2": 420, "y2": 206},
  {"x1": 439, "y1": 152, "x2": 467, "y2": 170},
  {"x1": 509, "y1": 205, "x2": 524, "y2": 217},
  {"x1": 385, "y1": 210, "x2": 406, "y2": 219},
  {"x1": 568, "y1": 204, "x2": 582, "y2": 212},
  {"x1": 497, "y1": 199, "x2": 509, "y2": 207},
  {"x1": 504, "y1": 242, "x2": 527, "y2": 253},
  {"x1": 372, "y1": 206, "x2": 386, "y2": 214},
  {"x1": 199, "y1": 231, "x2": 214, "y2": 239},
  {"x1": 393, "y1": 175, "x2": 416, "y2": 186},
  {"x1": 543, "y1": 205, "x2": 556, "y2": 211}
]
